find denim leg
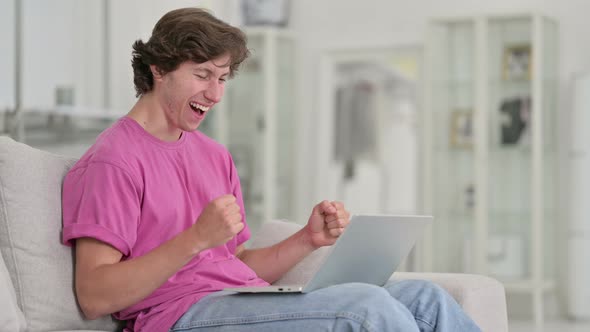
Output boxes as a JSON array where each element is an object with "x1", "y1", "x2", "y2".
[
  {"x1": 171, "y1": 283, "x2": 419, "y2": 332},
  {"x1": 383, "y1": 279, "x2": 482, "y2": 332}
]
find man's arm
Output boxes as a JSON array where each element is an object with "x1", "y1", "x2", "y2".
[
  {"x1": 75, "y1": 230, "x2": 204, "y2": 319},
  {"x1": 74, "y1": 194, "x2": 243, "y2": 319},
  {"x1": 235, "y1": 228, "x2": 316, "y2": 283},
  {"x1": 237, "y1": 201, "x2": 350, "y2": 284}
]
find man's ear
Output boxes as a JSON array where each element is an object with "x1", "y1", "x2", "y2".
[{"x1": 150, "y1": 65, "x2": 164, "y2": 81}]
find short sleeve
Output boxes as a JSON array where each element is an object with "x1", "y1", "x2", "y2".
[{"x1": 62, "y1": 161, "x2": 142, "y2": 257}]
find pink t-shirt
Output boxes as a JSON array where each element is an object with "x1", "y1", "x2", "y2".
[{"x1": 62, "y1": 117, "x2": 268, "y2": 331}]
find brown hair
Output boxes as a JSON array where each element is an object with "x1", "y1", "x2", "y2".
[{"x1": 131, "y1": 8, "x2": 249, "y2": 97}]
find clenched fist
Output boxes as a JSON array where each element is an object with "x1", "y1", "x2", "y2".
[
  {"x1": 305, "y1": 200, "x2": 350, "y2": 249},
  {"x1": 192, "y1": 194, "x2": 244, "y2": 250}
]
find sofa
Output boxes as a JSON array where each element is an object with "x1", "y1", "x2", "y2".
[{"x1": 0, "y1": 136, "x2": 508, "y2": 332}]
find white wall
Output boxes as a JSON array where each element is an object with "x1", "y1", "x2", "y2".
[
  {"x1": 5, "y1": 0, "x2": 589, "y2": 205},
  {"x1": 71, "y1": 0, "x2": 106, "y2": 111},
  {"x1": 0, "y1": 0, "x2": 15, "y2": 110},
  {"x1": 107, "y1": 0, "x2": 218, "y2": 113},
  {"x1": 22, "y1": 0, "x2": 77, "y2": 109},
  {"x1": 1, "y1": 0, "x2": 106, "y2": 111},
  {"x1": 290, "y1": 0, "x2": 590, "y2": 219},
  {"x1": 288, "y1": 0, "x2": 590, "y2": 318},
  {"x1": 1, "y1": 0, "x2": 219, "y2": 114}
]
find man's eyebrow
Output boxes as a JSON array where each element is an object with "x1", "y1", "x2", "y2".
[
  {"x1": 193, "y1": 67, "x2": 212, "y2": 73},
  {"x1": 193, "y1": 67, "x2": 229, "y2": 77}
]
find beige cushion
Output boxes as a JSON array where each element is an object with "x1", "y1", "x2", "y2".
[
  {"x1": 0, "y1": 247, "x2": 26, "y2": 331},
  {"x1": 0, "y1": 137, "x2": 120, "y2": 332},
  {"x1": 393, "y1": 272, "x2": 508, "y2": 332}
]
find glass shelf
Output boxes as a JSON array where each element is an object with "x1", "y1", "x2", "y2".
[{"x1": 423, "y1": 14, "x2": 558, "y2": 324}]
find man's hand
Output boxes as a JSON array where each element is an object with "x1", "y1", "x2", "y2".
[
  {"x1": 192, "y1": 194, "x2": 244, "y2": 251},
  {"x1": 305, "y1": 200, "x2": 350, "y2": 249}
]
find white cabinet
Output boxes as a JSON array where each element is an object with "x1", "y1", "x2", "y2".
[
  {"x1": 421, "y1": 14, "x2": 558, "y2": 326},
  {"x1": 203, "y1": 28, "x2": 296, "y2": 234}
]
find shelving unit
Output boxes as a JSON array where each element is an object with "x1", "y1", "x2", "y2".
[
  {"x1": 420, "y1": 13, "x2": 558, "y2": 327},
  {"x1": 202, "y1": 27, "x2": 297, "y2": 234}
]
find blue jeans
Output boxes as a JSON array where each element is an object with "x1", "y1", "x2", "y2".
[{"x1": 171, "y1": 280, "x2": 481, "y2": 332}]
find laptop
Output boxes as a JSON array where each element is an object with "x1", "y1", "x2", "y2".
[{"x1": 224, "y1": 214, "x2": 432, "y2": 293}]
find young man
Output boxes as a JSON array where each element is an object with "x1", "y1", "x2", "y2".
[{"x1": 62, "y1": 7, "x2": 480, "y2": 332}]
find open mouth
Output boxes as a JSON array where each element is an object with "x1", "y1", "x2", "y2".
[{"x1": 189, "y1": 102, "x2": 210, "y2": 116}]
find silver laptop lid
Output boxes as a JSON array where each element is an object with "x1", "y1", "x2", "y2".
[{"x1": 302, "y1": 214, "x2": 432, "y2": 293}]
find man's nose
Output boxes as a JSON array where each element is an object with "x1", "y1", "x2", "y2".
[{"x1": 204, "y1": 81, "x2": 223, "y2": 103}]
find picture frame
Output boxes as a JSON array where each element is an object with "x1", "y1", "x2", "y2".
[
  {"x1": 450, "y1": 110, "x2": 473, "y2": 148},
  {"x1": 241, "y1": 0, "x2": 291, "y2": 27},
  {"x1": 502, "y1": 44, "x2": 532, "y2": 81}
]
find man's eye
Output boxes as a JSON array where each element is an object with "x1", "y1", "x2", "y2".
[{"x1": 195, "y1": 74, "x2": 207, "y2": 79}]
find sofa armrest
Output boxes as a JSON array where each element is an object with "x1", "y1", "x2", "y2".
[
  {"x1": 250, "y1": 220, "x2": 508, "y2": 332},
  {"x1": 393, "y1": 272, "x2": 508, "y2": 332}
]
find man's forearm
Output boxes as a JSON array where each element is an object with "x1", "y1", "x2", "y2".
[{"x1": 238, "y1": 227, "x2": 316, "y2": 283}]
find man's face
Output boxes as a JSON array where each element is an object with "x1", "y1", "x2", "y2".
[{"x1": 156, "y1": 54, "x2": 230, "y2": 132}]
